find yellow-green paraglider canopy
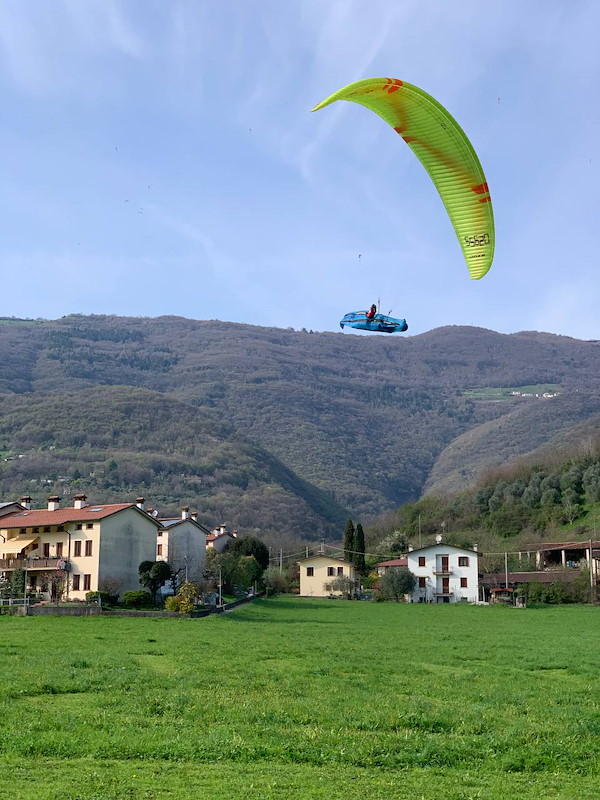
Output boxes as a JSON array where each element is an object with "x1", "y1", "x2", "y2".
[{"x1": 312, "y1": 77, "x2": 495, "y2": 279}]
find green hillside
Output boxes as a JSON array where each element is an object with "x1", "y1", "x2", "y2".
[
  {"x1": 0, "y1": 387, "x2": 348, "y2": 539},
  {"x1": 2, "y1": 315, "x2": 600, "y2": 529}
]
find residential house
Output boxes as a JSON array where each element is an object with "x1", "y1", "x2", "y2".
[
  {"x1": 0, "y1": 494, "x2": 160, "y2": 600},
  {"x1": 0, "y1": 501, "x2": 25, "y2": 518},
  {"x1": 407, "y1": 542, "x2": 479, "y2": 603},
  {"x1": 206, "y1": 524, "x2": 237, "y2": 553},
  {"x1": 375, "y1": 557, "x2": 408, "y2": 577},
  {"x1": 298, "y1": 553, "x2": 356, "y2": 597},
  {"x1": 156, "y1": 506, "x2": 209, "y2": 585}
]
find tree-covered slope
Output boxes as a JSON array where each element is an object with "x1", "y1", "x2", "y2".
[
  {"x1": 1, "y1": 315, "x2": 600, "y2": 521},
  {"x1": 423, "y1": 393, "x2": 600, "y2": 497},
  {"x1": 0, "y1": 386, "x2": 348, "y2": 538}
]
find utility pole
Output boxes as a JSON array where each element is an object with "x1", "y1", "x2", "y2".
[
  {"x1": 504, "y1": 551, "x2": 509, "y2": 589},
  {"x1": 279, "y1": 548, "x2": 283, "y2": 574},
  {"x1": 418, "y1": 514, "x2": 422, "y2": 549},
  {"x1": 218, "y1": 566, "x2": 222, "y2": 606}
]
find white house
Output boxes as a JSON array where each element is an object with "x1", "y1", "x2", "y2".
[
  {"x1": 407, "y1": 542, "x2": 479, "y2": 603},
  {"x1": 156, "y1": 507, "x2": 208, "y2": 584}
]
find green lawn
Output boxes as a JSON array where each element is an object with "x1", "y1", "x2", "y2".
[{"x1": 1, "y1": 598, "x2": 599, "y2": 799}]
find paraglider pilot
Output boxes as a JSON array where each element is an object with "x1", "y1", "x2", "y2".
[{"x1": 366, "y1": 304, "x2": 377, "y2": 320}]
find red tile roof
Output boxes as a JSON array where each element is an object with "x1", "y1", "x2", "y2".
[
  {"x1": 207, "y1": 531, "x2": 234, "y2": 542},
  {"x1": 376, "y1": 558, "x2": 408, "y2": 567},
  {"x1": 0, "y1": 503, "x2": 148, "y2": 529}
]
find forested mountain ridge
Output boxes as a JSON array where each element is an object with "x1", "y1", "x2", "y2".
[
  {"x1": 1, "y1": 315, "x2": 599, "y2": 532},
  {"x1": 0, "y1": 386, "x2": 349, "y2": 539}
]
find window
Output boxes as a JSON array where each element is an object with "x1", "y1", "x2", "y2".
[
  {"x1": 56, "y1": 542, "x2": 63, "y2": 557},
  {"x1": 43, "y1": 527, "x2": 51, "y2": 533},
  {"x1": 43, "y1": 543, "x2": 50, "y2": 557},
  {"x1": 157, "y1": 544, "x2": 163, "y2": 556},
  {"x1": 83, "y1": 574, "x2": 91, "y2": 591},
  {"x1": 337, "y1": 566, "x2": 344, "y2": 575},
  {"x1": 76, "y1": 523, "x2": 83, "y2": 530},
  {"x1": 72, "y1": 574, "x2": 80, "y2": 591},
  {"x1": 86, "y1": 523, "x2": 93, "y2": 530},
  {"x1": 32, "y1": 527, "x2": 39, "y2": 533},
  {"x1": 85, "y1": 540, "x2": 93, "y2": 557},
  {"x1": 458, "y1": 557, "x2": 469, "y2": 567},
  {"x1": 460, "y1": 577, "x2": 468, "y2": 588},
  {"x1": 327, "y1": 566, "x2": 334, "y2": 576},
  {"x1": 74, "y1": 541, "x2": 82, "y2": 557},
  {"x1": 418, "y1": 577, "x2": 426, "y2": 588},
  {"x1": 418, "y1": 556, "x2": 426, "y2": 567},
  {"x1": 157, "y1": 531, "x2": 163, "y2": 537},
  {"x1": 306, "y1": 567, "x2": 314, "y2": 577},
  {"x1": 20, "y1": 528, "x2": 26, "y2": 534}
]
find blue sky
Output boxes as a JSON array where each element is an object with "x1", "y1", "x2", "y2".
[{"x1": 1, "y1": 0, "x2": 598, "y2": 338}]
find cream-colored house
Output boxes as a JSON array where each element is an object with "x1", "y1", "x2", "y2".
[
  {"x1": 298, "y1": 554, "x2": 356, "y2": 597},
  {"x1": 206, "y1": 524, "x2": 236, "y2": 553},
  {"x1": 0, "y1": 494, "x2": 160, "y2": 601},
  {"x1": 156, "y1": 507, "x2": 209, "y2": 585}
]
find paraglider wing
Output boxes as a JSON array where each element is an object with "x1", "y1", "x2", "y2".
[{"x1": 312, "y1": 78, "x2": 495, "y2": 279}]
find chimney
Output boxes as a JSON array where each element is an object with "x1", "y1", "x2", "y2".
[
  {"x1": 181, "y1": 506, "x2": 190, "y2": 520},
  {"x1": 473, "y1": 543, "x2": 478, "y2": 552},
  {"x1": 219, "y1": 524, "x2": 226, "y2": 534},
  {"x1": 408, "y1": 544, "x2": 414, "y2": 552},
  {"x1": 73, "y1": 493, "x2": 88, "y2": 510},
  {"x1": 136, "y1": 497, "x2": 145, "y2": 510},
  {"x1": 146, "y1": 507, "x2": 154, "y2": 516},
  {"x1": 47, "y1": 496, "x2": 61, "y2": 511},
  {"x1": 20, "y1": 496, "x2": 32, "y2": 510},
  {"x1": 190, "y1": 511, "x2": 198, "y2": 522}
]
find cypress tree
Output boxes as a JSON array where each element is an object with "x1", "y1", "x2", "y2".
[
  {"x1": 354, "y1": 523, "x2": 366, "y2": 574},
  {"x1": 343, "y1": 519, "x2": 355, "y2": 564}
]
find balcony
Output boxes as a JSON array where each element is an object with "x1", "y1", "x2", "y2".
[
  {"x1": 433, "y1": 591, "x2": 454, "y2": 597},
  {"x1": 0, "y1": 557, "x2": 67, "y2": 571},
  {"x1": 433, "y1": 569, "x2": 453, "y2": 576}
]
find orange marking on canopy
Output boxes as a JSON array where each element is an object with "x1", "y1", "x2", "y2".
[
  {"x1": 471, "y1": 182, "x2": 489, "y2": 195},
  {"x1": 388, "y1": 79, "x2": 403, "y2": 94},
  {"x1": 393, "y1": 126, "x2": 406, "y2": 134},
  {"x1": 478, "y1": 195, "x2": 492, "y2": 203},
  {"x1": 402, "y1": 135, "x2": 416, "y2": 143}
]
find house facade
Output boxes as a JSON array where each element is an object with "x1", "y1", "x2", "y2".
[
  {"x1": 298, "y1": 554, "x2": 356, "y2": 597},
  {"x1": 0, "y1": 494, "x2": 160, "y2": 600},
  {"x1": 206, "y1": 524, "x2": 236, "y2": 553},
  {"x1": 407, "y1": 543, "x2": 479, "y2": 603},
  {"x1": 156, "y1": 507, "x2": 208, "y2": 585}
]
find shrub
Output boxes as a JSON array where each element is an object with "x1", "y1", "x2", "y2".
[
  {"x1": 121, "y1": 590, "x2": 153, "y2": 609},
  {"x1": 85, "y1": 591, "x2": 112, "y2": 606}
]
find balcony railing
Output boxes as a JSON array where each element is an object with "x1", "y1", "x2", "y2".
[
  {"x1": 433, "y1": 569, "x2": 453, "y2": 576},
  {"x1": 0, "y1": 557, "x2": 66, "y2": 571},
  {"x1": 433, "y1": 590, "x2": 454, "y2": 597}
]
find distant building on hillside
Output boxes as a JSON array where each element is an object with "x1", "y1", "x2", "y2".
[
  {"x1": 407, "y1": 542, "x2": 479, "y2": 603},
  {"x1": 297, "y1": 553, "x2": 357, "y2": 598},
  {"x1": 0, "y1": 494, "x2": 160, "y2": 601}
]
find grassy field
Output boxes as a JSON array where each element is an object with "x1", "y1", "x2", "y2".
[{"x1": 1, "y1": 598, "x2": 599, "y2": 800}]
